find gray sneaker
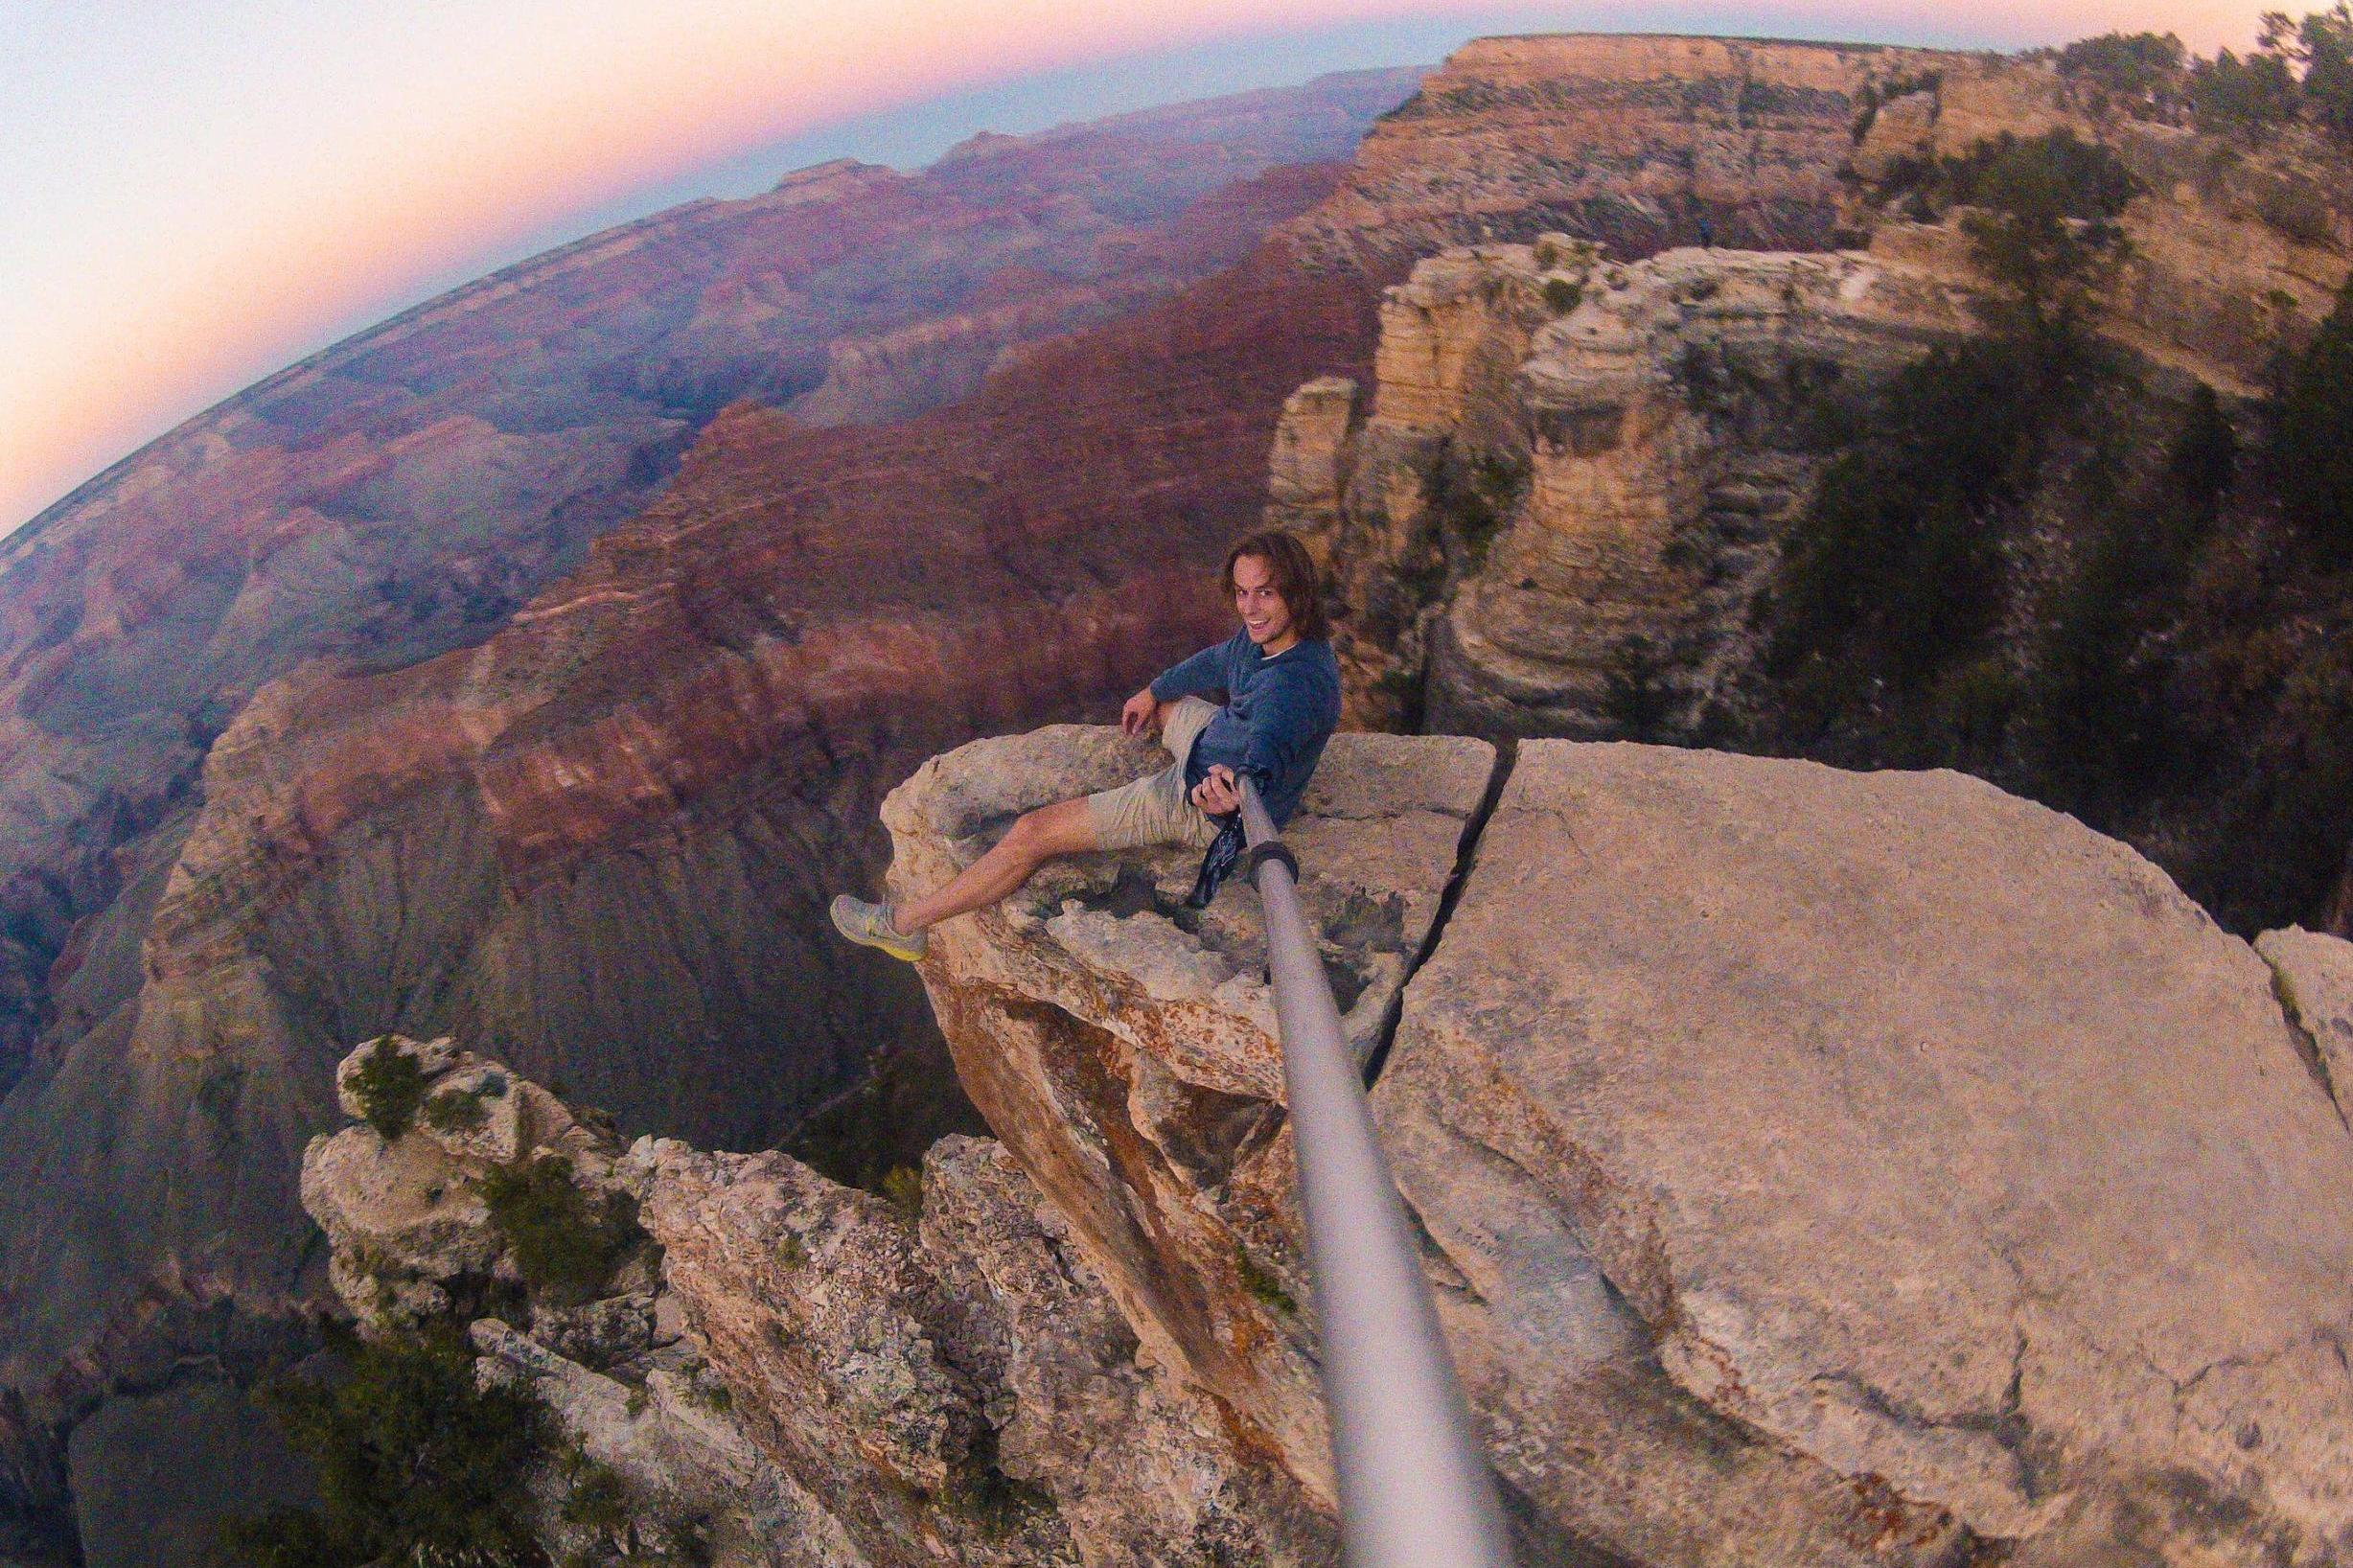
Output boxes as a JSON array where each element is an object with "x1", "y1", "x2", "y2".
[{"x1": 830, "y1": 894, "x2": 927, "y2": 962}]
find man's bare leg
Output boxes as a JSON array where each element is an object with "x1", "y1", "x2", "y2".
[{"x1": 891, "y1": 796, "x2": 1100, "y2": 934}]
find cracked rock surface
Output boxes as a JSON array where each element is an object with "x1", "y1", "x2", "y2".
[
  {"x1": 301, "y1": 1031, "x2": 1313, "y2": 1567},
  {"x1": 1380, "y1": 741, "x2": 2353, "y2": 1566},
  {"x1": 893, "y1": 729, "x2": 2353, "y2": 1568},
  {"x1": 883, "y1": 726, "x2": 1495, "y2": 1527}
]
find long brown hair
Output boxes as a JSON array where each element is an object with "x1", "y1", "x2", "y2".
[{"x1": 1222, "y1": 529, "x2": 1328, "y2": 642}]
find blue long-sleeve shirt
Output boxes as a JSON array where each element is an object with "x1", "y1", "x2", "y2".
[{"x1": 1149, "y1": 631, "x2": 1342, "y2": 827}]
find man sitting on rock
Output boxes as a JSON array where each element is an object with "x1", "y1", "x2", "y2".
[{"x1": 831, "y1": 528, "x2": 1344, "y2": 961}]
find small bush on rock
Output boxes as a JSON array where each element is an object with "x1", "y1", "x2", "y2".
[
  {"x1": 214, "y1": 1325, "x2": 550, "y2": 1568},
  {"x1": 879, "y1": 1164, "x2": 924, "y2": 1220},
  {"x1": 479, "y1": 1154, "x2": 648, "y2": 1307},
  {"x1": 348, "y1": 1037, "x2": 427, "y2": 1141},
  {"x1": 424, "y1": 1082, "x2": 493, "y2": 1134}
]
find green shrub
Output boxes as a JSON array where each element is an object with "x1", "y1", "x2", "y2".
[
  {"x1": 954, "y1": 1422, "x2": 1055, "y2": 1541},
  {"x1": 479, "y1": 1155, "x2": 648, "y2": 1307},
  {"x1": 2190, "y1": 48, "x2": 2302, "y2": 132},
  {"x1": 2187, "y1": 6, "x2": 2353, "y2": 142},
  {"x1": 1849, "y1": 69, "x2": 1945, "y2": 143},
  {"x1": 685, "y1": 1373, "x2": 734, "y2": 1415},
  {"x1": 1864, "y1": 129, "x2": 2137, "y2": 346},
  {"x1": 2272, "y1": 278, "x2": 2353, "y2": 548},
  {"x1": 556, "y1": 1449, "x2": 631, "y2": 1536},
  {"x1": 1542, "y1": 275, "x2": 1583, "y2": 313},
  {"x1": 215, "y1": 1326, "x2": 549, "y2": 1568},
  {"x1": 1430, "y1": 450, "x2": 1526, "y2": 566},
  {"x1": 1955, "y1": 132, "x2": 2137, "y2": 343},
  {"x1": 1768, "y1": 338, "x2": 2036, "y2": 709},
  {"x1": 1235, "y1": 1245, "x2": 1298, "y2": 1315},
  {"x1": 2020, "y1": 391, "x2": 2233, "y2": 816},
  {"x1": 879, "y1": 1164, "x2": 924, "y2": 1220},
  {"x1": 2059, "y1": 31, "x2": 2187, "y2": 105},
  {"x1": 1603, "y1": 634, "x2": 1678, "y2": 740},
  {"x1": 424, "y1": 1081, "x2": 493, "y2": 1134},
  {"x1": 2296, "y1": 2, "x2": 2353, "y2": 142},
  {"x1": 347, "y1": 1038, "x2": 427, "y2": 1141}
]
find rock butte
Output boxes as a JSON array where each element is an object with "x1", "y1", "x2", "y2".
[
  {"x1": 298, "y1": 730, "x2": 2353, "y2": 1568},
  {"x1": 1297, "y1": 53, "x2": 2350, "y2": 739}
]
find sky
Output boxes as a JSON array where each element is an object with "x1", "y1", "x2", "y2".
[{"x1": 0, "y1": 0, "x2": 2277, "y2": 537}]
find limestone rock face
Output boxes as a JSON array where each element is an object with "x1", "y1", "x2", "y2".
[
  {"x1": 890, "y1": 730, "x2": 2353, "y2": 1568},
  {"x1": 630, "y1": 1131, "x2": 1317, "y2": 1567},
  {"x1": 1852, "y1": 58, "x2": 2351, "y2": 394},
  {"x1": 1306, "y1": 54, "x2": 2353, "y2": 742},
  {"x1": 1379, "y1": 742, "x2": 2353, "y2": 1565},
  {"x1": 882, "y1": 727, "x2": 1496, "y2": 1517},
  {"x1": 1319, "y1": 241, "x2": 1975, "y2": 732},
  {"x1": 1289, "y1": 35, "x2": 1956, "y2": 265},
  {"x1": 296, "y1": 1034, "x2": 1315, "y2": 1567},
  {"x1": 1262, "y1": 377, "x2": 1358, "y2": 538}
]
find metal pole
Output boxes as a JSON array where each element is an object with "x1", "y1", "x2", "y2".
[{"x1": 1237, "y1": 780, "x2": 1515, "y2": 1568}]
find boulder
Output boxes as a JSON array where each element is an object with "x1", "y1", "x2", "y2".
[
  {"x1": 893, "y1": 730, "x2": 2353, "y2": 1567},
  {"x1": 1378, "y1": 741, "x2": 2353, "y2": 1565}
]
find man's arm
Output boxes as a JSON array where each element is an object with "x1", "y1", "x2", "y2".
[
  {"x1": 1147, "y1": 635, "x2": 1236, "y2": 703},
  {"x1": 1236, "y1": 664, "x2": 1341, "y2": 795}
]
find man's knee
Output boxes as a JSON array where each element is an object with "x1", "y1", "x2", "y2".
[
  {"x1": 1004, "y1": 797, "x2": 1098, "y2": 861},
  {"x1": 1004, "y1": 803, "x2": 1072, "y2": 857},
  {"x1": 1001, "y1": 808, "x2": 1048, "y2": 857}
]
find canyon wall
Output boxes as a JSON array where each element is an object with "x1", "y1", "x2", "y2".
[
  {"x1": 1289, "y1": 34, "x2": 1962, "y2": 264},
  {"x1": 295, "y1": 728, "x2": 2353, "y2": 1568},
  {"x1": 0, "y1": 68, "x2": 1420, "y2": 1099},
  {"x1": 1297, "y1": 55, "x2": 2352, "y2": 741},
  {"x1": 0, "y1": 35, "x2": 1915, "y2": 1562},
  {"x1": 0, "y1": 71, "x2": 1423, "y2": 1564}
]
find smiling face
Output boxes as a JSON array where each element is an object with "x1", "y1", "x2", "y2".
[{"x1": 1232, "y1": 551, "x2": 1297, "y2": 655}]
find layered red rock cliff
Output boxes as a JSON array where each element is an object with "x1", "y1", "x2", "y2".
[
  {"x1": 0, "y1": 67, "x2": 1420, "y2": 1102},
  {"x1": 0, "y1": 70, "x2": 1422, "y2": 1562},
  {"x1": 0, "y1": 35, "x2": 1922, "y2": 1561}
]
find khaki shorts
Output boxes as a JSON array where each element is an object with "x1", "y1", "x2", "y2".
[{"x1": 1085, "y1": 696, "x2": 1222, "y2": 852}]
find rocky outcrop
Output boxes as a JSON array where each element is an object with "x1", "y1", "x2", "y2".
[
  {"x1": 288, "y1": 730, "x2": 2353, "y2": 1568},
  {"x1": 880, "y1": 727, "x2": 1492, "y2": 1512},
  {"x1": 1288, "y1": 35, "x2": 1962, "y2": 265},
  {"x1": 1303, "y1": 240, "x2": 1976, "y2": 733},
  {"x1": 296, "y1": 1031, "x2": 1320, "y2": 1566},
  {"x1": 1297, "y1": 55, "x2": 2353, "y2": 737},
  {"x1": 886, "y1": 730, "x2": 2353, "y2": 1568}
]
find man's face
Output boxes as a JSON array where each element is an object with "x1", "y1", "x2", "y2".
[{"x1": 1232, "y1": 553, "x2": 1295, "y2": 650}]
